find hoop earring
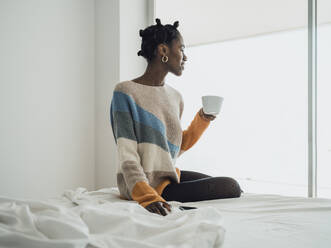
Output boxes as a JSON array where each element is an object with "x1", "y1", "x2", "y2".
[{"x1": 161, "y1": 55, "x2": 168, "y2": 63}]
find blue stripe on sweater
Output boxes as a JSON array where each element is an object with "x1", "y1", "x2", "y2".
[{"x1": 110, "y1": 91, "x2": 179, "y2": 158}]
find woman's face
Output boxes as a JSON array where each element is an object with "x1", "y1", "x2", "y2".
[{"x1": 166, "y1": 34, "x2": 187, "y2": 76}]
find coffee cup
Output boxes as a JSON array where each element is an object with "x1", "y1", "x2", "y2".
[{"x1": 201, "y1": 95, "x2": 224, "y2": 115}]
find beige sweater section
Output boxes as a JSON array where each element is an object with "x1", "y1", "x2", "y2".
[{"x1": 110, "y1": 80, "x2": 211, "y2": 207}]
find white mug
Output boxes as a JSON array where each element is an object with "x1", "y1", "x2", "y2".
[{"x1": 201, "y1": 95, "x2": 224, "y2": 115}]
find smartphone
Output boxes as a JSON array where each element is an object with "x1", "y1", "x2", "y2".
[{"x1": 179, "y1": 206, "x2": 197, "y2": 211}]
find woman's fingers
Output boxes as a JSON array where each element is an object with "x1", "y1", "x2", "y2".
[
  {"x1": 146, "y1": 204, "x2": 158, "y2": 214},
  {"x1": 199, "y1": 108, "x2": 217, "y2": 121},
  {"x1": 205, "y1": 114, "x2": 216, "y2": 119},
  {"x1": 146, "y1": 203, "x2": 162, "y2": 215},
  {"x1": 145, "y1": 202, "x2": 169, "y2": 216},
  {"x1": 156, "y1": 203, "x2": 167, "y2": 216},
  {"x1": 162, "y1": 202, "x2": 172, "y2": 212},
  {"x1": 152, "y1": 205, "x2": 162, "y2": 215},
  {"x1": 145, "y1": 205, "x2": 153, "y2": 213}
]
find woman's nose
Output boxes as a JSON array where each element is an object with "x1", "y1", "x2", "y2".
[{"x1": 183, "y1": 54, "x2": 187, "y2": 61}]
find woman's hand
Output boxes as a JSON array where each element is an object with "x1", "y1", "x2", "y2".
[
  {"x1": 145, "y1": 201, "x2": 172, "y2": 216},
  {"x1": 199, "y1": 108, "x2": 216, "y2": 121}
]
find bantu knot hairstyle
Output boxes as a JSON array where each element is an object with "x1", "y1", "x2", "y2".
[{"x1": 137, "y1": 18, "x2": 181, "y2": 62}]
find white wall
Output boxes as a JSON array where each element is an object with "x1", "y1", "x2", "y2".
[
  {"x1": 0, "y1": 0, "x2": 150, "y2": 198},
  {"x1": 95, "y1": 0, "x2": 149, "y2": 189},
  {"x1": 119, "y1": 0, "x2": 149, "y2": 80},
  {"x1": 0, "y1": 0, "x2": 95, "y2": 199}
]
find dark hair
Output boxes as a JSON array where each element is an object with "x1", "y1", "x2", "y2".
[{"x1": 137, "y1": 18, "x2": 180, "y2": 62}]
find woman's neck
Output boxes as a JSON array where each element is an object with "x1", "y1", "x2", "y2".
[{"x1": 133, "y1": 63, "x2": 167, "y2": 86}]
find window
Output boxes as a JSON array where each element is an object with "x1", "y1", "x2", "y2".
[
  {"x1": 156, "y1": 0, "x2": 330, "y2": 197},
  {"x1": 317, "y1": 0, "x2": 331, "y2": 198}
]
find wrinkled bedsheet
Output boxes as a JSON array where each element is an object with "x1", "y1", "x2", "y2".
[
  {"x1": 0, "y1": 187, "x2": 225, "y2": 248},
  {"x1": 1, "y1": 187, "x2": 331, "y2": 248}
]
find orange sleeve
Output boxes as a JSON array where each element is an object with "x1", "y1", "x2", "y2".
[
  {"x1": 131, "y1": 181, "x2": 166, "y2": 208},
  {"x1": 180, "y1": 110, "x2": 210, "y2": 152}
]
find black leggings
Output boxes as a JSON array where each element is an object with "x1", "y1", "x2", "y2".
[{"x1": 161, "y1": 170, "x2": 243, "y2": 202}]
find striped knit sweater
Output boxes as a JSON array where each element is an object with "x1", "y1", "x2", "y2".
[{"x1": 110, "y1": 80, "x2": 211, "y2": 208}]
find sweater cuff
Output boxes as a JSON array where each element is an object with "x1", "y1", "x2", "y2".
[{"x1": 131, "y1": 181, "x2": 166, "y2": 208}]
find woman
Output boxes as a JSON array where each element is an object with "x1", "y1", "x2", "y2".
[{"x1": 110, "y1": 18, "x2": 243, "y2": 216}]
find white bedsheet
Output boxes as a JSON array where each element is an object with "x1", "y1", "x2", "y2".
[
  {"x1": 0, "y1": 187, "x2": 225, "y2": 248},
  {"x1": 190, "y1": 191, "x2": 331, "y2": 248},
  {"x1": 1, "y1": 187, "x2": 331, "y2": 248}
]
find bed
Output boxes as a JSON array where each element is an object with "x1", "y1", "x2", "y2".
[{"x1": 0, "y1": 187, "x2": 330, "y2": 248}]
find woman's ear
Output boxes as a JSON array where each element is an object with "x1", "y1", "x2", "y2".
[{"x1": 157, "y1": 43, "x2": 169, "y2": 57}]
